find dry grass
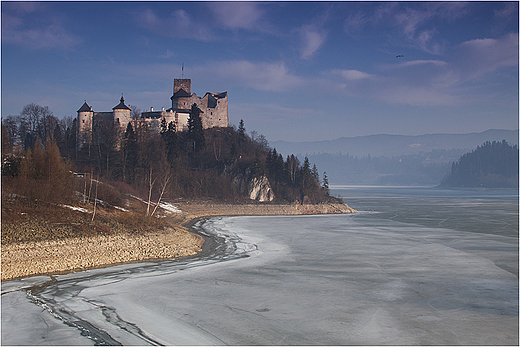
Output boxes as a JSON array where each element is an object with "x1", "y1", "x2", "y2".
[{"x1": 1, "y1": 195, "x2": 170, "y2": 245}]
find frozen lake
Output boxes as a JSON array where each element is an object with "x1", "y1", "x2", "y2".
[{"x1": 2, "y1": 187, "x2": 518, "y2": 345}]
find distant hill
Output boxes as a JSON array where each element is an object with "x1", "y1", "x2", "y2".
[
  {"x1": 441, "y1": 140, "x2": 519, "y2": 188},
  {"x1": 270, "y1": 129, "x2": 519, "y2": 185},
  {"x1": 271, "y1": 129, "x2": 519, "y2": 158}
]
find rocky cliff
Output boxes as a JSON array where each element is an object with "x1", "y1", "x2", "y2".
[{"x1": 232, "y1": 175, "x2": 275, "y2": 202}]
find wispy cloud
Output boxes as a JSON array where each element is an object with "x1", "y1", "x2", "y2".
[
  {"x1": 333, "y1": 69, "x2": 375, "y2": 81},
  {"x1": 1, "y1": 2, "x2": 81, "y2": 49},
  {"x1": 343, "y1": 11, "x2": 370, "y2": 39},
  {"x1": 297, "y1": 24, "x2": 327, "y2": 59},
  {"x1": 207, "y1": 2, "x2": 271, "y2": 32},
  {"x1": 158, "y1": 49, "x2": 176, "y2": 59},
  {"x1": 327, "y1": 31, "x2": 518, "y2": 107},
  {"x1": 135, "y1": 8, "x2": 214, "y2": 41},
  {"x1": 452, "y1": 33, "x2": 519, "y2": 79},
  {"x1": 344, "y1": 3, "x2": 470, "y2": 54},
  {"x1": 393, "y1": 3, "x2": 468, "y2": 40},
  {"x1": 200, "y1": 61, "x2": 303, "y2": 92},
  {"x1": 107, "y1": 60, "x2": 303, "y2": 93}
]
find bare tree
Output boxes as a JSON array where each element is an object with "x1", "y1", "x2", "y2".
[
  {"x1": 92, "y1": 176, "x2": 99, "y2": 222},
  {"x1": 146, "y1": 166, "x2": 156, "y2": 216},
  {"x1": 20, "y1": 103, "x2": 56, "y2": 141},
  {"x1": 151, "y1": 170, "x2": 172, "y2": 217}
]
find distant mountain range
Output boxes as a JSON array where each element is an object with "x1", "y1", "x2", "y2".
[
  {"x1": 270, "y1": 129, "x2": 519, "y2": 158},
  {"x1": 270, "y1": 129, "x2": 519, "y2": 186}
]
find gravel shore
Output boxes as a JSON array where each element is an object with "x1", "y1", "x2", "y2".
[{"x1": 1, "y1": 202, "x2": 356, "y2": 281}]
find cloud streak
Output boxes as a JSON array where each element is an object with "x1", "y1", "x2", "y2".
[
  {"x1": 325, "y1": 32, "x2": 518, "y2": 107},
  {"x1": 1, "y1": 2, "x2": 81, "y2": 50},
  {"x1": 297, "y1": 24, "x2": 327, "y2": 59},
  {"x1": 135, "y1": 8, "x2": 214, "y2": 41},
  {"x1": 207, "y1": 2, "x2": 270, "y2": 32},
  {"x1": 344, "y1": 2, "x2": 470, "y2": 54},
  {"x1": 452, "y1": 33, "x2": 519, "y2": 80},
  {"x1": 198, "y1": 61, "x2": 304, "y2": 92}
]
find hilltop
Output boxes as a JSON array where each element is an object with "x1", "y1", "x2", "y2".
[{"x1": 441, "y1": 140, "x2": 519, "y2": 188}]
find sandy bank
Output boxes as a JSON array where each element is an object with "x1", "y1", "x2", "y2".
[
  {"x1": 1, "y1": 202, "x2": 356, "y2": 281},
  {"x1": 175, "y1": 201, "x2": 357, "y2": 217}
]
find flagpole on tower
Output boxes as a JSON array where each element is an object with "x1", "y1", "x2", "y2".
[{"x1": 182, "y1": 62, "x2": 184, "y2": 78}]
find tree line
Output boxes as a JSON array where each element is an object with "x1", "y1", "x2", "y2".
[
  {"x1": 2, "y1": 103, "x2": 335, "y2": 207},
  {"x1": 441, "y1": 140, "x2": 519, "y2": 188}
]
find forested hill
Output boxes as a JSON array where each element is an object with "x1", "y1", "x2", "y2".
[
  {"x1": 2, "y1": 104, "x2": 335, "y2": 205},
  {"x1": 441, "y1": 140, "x2": 519, "y2": 188}
]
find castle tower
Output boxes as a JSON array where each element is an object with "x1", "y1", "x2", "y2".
[
  {"x1": 112, "y1": 95, "x2": 131, "y2": 130},
  {"x1": 173, "y1": 78, "x2": 191, "y2": 94},
  {"x1": 171, "y1": 78, "x2": 193, "y2": 110},
  {"x1": 77, "y1": 101, "x2": 93, "y2": 146}
]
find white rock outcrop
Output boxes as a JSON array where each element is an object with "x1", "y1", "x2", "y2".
[{"x1": 248, "y1": 176, "x2": 275, "y2": 202}]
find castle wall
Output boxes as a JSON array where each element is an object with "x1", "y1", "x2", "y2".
[
  {"x1": 176, "y1": 112, "x2": 190, "y2": 132},
  {"x1": 141, "y1": 109, "x2": 177, "y2": 130},
  {"x1": 201, "y1": 92, "x2": 228, "y2": 128}
]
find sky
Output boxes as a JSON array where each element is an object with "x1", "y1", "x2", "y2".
[{"x1": 2, "y1": 1, "x2": 518, "y2": 142}]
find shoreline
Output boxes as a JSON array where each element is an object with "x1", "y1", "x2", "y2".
[{"x1": 1, "y1": 202, "x2": 356, "y2": 282}]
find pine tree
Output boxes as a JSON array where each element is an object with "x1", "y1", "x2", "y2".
[
  {"x1": 238, "y1": 119, "x2": 246, "y2": 143},
  {"x1": 187, "y1": 104, "x2": 205, "y2": 153},
  {"x1": 161, "y1": 121, "x2": 178, "y2": 168},
  {"x1": 123, "y1": 122, "x2": 138, "y2": 184},
  {"x1": 322, "y1": 171, "x2": 330, "y2": 196},
  {"x1": 312, "y1": 164, "x2": 320, "y2": 183}
]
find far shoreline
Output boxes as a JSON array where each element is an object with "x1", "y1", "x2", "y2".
[{"x1": 1, "y1": 201, "x2": 357, "y2": 282}]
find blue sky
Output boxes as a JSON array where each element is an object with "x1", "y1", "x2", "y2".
[{"x1": 2, "y1": 1, "x2": 518, "y2": 142}]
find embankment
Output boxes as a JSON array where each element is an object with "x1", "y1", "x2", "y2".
[{"x1": 1, "y1": 202, "x2": 356, "y2": 281}]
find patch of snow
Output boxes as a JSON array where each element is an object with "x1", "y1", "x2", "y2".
[
  {"x1": 58, "y1": 204, "x2": 90, "y2": 213},
  {"x1": 130, "y1": 195, "x2": 182, "y2": 214},
  {"x1": 158, "y1": 202, "x2": 182, "y2": 213}
]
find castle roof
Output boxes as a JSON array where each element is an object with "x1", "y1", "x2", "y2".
[
  {"x1": 171, "y1": 88, "x2": 191, "y2": 99},
  {"x1": 77, "y1": 101, "x2": 91, "y2": 112},
  {"x1": 113, "y1": 96, "x2": 131, "y2": 111}
]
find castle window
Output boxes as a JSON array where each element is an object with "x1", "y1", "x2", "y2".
[{"x1": 82, "y1": 120, "x2": 85, "y2": 123}]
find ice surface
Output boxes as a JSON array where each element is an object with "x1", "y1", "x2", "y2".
[
  {"x1": 3, "y1": 211, "x2": 517, "y2": 345},
  {"x1": 2, "y1": 188, "x2": 518, "y2": 345}
]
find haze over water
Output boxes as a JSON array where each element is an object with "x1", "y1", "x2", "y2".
[{"x1": 2, "y1": 186, "x2": 518, "y2": 345}]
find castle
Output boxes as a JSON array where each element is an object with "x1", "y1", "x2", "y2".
[{"x1": 77, "y1": 78, "x2": 228, "y2": 146}]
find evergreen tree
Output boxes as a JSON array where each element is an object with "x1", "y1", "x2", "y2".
[
  {"x1": 123, "y1": 122, "x2": 138, "y2": 184},
  {"x1": 160, "y1": 117, "x2": 168, "y2": 134},
  {"x1": 286, "y1": 154, "x2": 299, "y2": 185},
  {"x1": 187, "y1": 104, "x2": 205, "y2": 153},
  {"x1": 322, "y1": 171, "x2": 330, "y2": 196},
  {"x1": 301, "y1": 157, "x2": 314, "y2": 192},
  {"x1": 65, "y1": 119, "x2": 77, "y2": 160},
  {"x1": 161, "y1": 121, "x2": 178, "y2": 168},
  {"x1": 238, "y1": 119, "x2": 246, "y2": 143},
  {"x1": 312, "y1": 164, "x2": 320, "y2": 183}
]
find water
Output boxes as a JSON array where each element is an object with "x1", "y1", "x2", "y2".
[
  {"x1": 2, "y1": 187, "x2": 518, "y2": 345},
  {"x1": 333, "y1": 185, "x2": 519, "y2": 238}
]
